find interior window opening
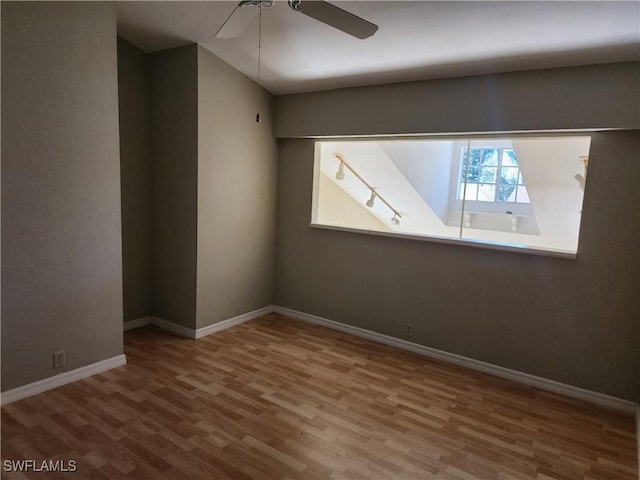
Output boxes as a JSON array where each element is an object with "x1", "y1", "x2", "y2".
[{"x1": 311, "y1": 135, "x2": 592, "y2": 257}]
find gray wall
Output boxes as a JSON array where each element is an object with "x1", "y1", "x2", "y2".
[
  {"x1": 118, "y1": 37, "x2": 152, "y2": 322},
  {"x1": 1, "y1": 2, "x2": 123, "y2": 390},
  {"x1": 274, "y1": 64, "x2": 640, "y2": 401},
  {"x1": 275, "y1": 62, "x2": 640, "y2": 137},
  {"x1": 122, "y1": 42, "x2": 277, "y2": 331},
  {"x1": 150, "y1": 45, "x2": 199, "y2": 328},
  {"x1": 196, "y1": 47, "x2": 277, "y2": 329}
]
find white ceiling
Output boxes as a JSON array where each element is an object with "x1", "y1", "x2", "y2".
[{"x1": 116, "y1": 1, "x2": 640, "y2": 95}]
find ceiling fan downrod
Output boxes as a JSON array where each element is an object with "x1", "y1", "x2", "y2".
[{"x1": 256, "y1": 3, "x2": 264, "y2": 123}]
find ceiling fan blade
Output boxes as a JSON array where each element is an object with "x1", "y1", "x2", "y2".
[
  {"x1": 215, "y1": 1, "x2": 259, "y2": 39},
  {"x1": 291, "y1": 1, "x2": 378, "y2": 39}
]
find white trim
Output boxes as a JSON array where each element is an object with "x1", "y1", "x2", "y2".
[
  {"x1": 142, "y1": 307, "x2": 274, "y2": 339},
  {"x1": 123, "y1": 316, "x2": 152, "y2": 331},
  {"x1": 0, "y1": 355, "x2": 127, "y2": 406},
  {"x1": 273, "y1": 306, "x2": 638, "y2": 413},
  {"x1": 194, "y1": 306, "x2": 273, "y2": 339},
  {"x1": 303, "y1": 128, "x2": 614, "y2": 140},
  {"x1": 2, "y1": 307, "x2": 274, "y2": 406},
  {"x1": 309, "y1": 224, "x2": 576, "y2": 260},
  {"x1": 149, "y1": 316, "x2": 196, "y2": 338}
]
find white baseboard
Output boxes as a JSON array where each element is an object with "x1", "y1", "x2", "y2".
[
  {"x1": 0, "y1": 354, "x2": 127, "y2": 406},
  {"x1": 126, "y1": 306, "x2": 274, "y2": 340},
  {"x1": 273, "y1": 306, "x2": 639, "y2": 414},
  {"x1": 123, "y1": 306, "x2": 639, "y2": 414},
  {"x1": 123, "y1": 316, "x2": 152, "y2": 331},
  {"x1": 2, "y1": 307, "x2": 274, "y2": 407},
  {"x1": 150, "y1": 316, "x2": 196, "y2": 338},
  {"x1": 194, "y1": 306, "x2": 274, "y2": 339}
]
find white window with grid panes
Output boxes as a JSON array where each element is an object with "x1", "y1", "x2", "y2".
[{"x1": 458, "y1": 147, "x2": 530, "y2": 204}]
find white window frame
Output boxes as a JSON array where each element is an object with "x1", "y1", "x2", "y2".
[
  {"x1": 450, "y1": 141, "x2": 532, "y2": 217},
  {"x1": 458, "y1": 147, "x2": 528, "y2": 203}
]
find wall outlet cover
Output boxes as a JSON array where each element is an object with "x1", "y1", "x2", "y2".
[{"x1": 53, "y1": 351, "x2": 66, "y2": 369}]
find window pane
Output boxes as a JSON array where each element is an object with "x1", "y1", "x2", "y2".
[
  {"x1": 459, "y1": 183, "x2": 478, "y2": 201},
  {"x1": 497, "y1": 184, "x2": 517, "y2": 202},
  {"x1": 477, "y1": 184, "x2": 495, "y2": 202},
  {"x1": 479, "y1": 167, "x2": 497, "y2": 183},
  {"x1": 501, "y1": 167, "x2": 518, "y2": 185},
  {"x1": 469, "y1": 149, "x2": 482, "y2": 165},
  {"x1": 460, "y1": 165, "x2": 480, "y2": 183},
  {"x1": 516, "y1": 186, "x2": 530, "y2": 203},
  {"x1": 460, "y1": 149, "x2": 482, "y2": 183},
  {"x1": 518, "y1": 172, "x2": 524, "y2": 184},
  {"x1": 481, "y1": 149, "x2": 499, "y2": 166},
  {"x1": 462, "y1": 149, "x2": 482, "y2": 166},
  {"x1": 502, "y1": 149, "x2": 518, "y2": 167}
]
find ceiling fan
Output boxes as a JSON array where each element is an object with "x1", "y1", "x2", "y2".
[{"x1": 216, "y1": 0, "x2": 378, "y2": 40}]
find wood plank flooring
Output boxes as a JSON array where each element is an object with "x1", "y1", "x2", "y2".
[{"x1": 2, "y1": 313, "x2": 638, "y2": 479}]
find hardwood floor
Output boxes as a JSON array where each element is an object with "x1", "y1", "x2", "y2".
[{"x1": 2, "y1": 313, "x2": 638, "y2": 479}]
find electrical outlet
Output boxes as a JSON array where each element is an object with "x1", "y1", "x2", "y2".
[
  {"x1": 405, "y1": 323, "x2": 414, "y2": 338},
  {"x1": 53, "y1": 351, "x2": 65, "y2": 369}
]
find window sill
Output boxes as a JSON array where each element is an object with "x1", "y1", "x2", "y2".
[
  {"x1": 461, "y1": 211, "x2": 527, "y2": 231},
  {"x1": 309, "y1": 223, "x2": 577, "y2": 259}
]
